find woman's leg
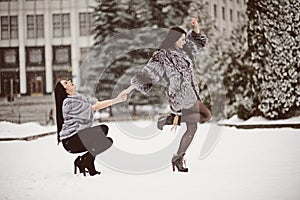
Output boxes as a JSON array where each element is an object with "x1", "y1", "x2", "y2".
[
  {"x1": 198, "y1": 101, "x2": 211, "y2": 123},
  {"x1": 63, "y1": 126, "x2": 112, "y2": 176},
  {"x1": 62, "y1": 134, "x2": 87, "y2": 153},
  {"x1": 78, "y1": 125, "x2": 113, "y2": 158},
  {"x1": 176, "y1": 122, "x2": 197, "y2": 154},
  {"x1": 99, "y1": 124, "x2": 109, "y2": 136}
]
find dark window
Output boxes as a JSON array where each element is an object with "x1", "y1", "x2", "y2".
[
  {"x1": 230, "y1": 9, "x2": 233, "y2": 22},
  {"x1": 79, "y1": 12, "x2": 93, "y2": 36},
  {"x1": 0, "y1": 47, "x2": 19, "y2": 68},
  {"x1": 2, "y1": 48, "x2": 17, "y2": 64},
  {"x1": 27, "y1": 15, "x2": 44, "y2": 39},
  {"x1": 213, "y1": 4, "x2": 217, "y2": 18},
  {"x1": 53, "y1": 46, "x2": 71, "y2": 64},
  {"x1": 26, "y1": 47, "x2": 45, "y2": 66},
  {"x1": 4, "y1": 49, "x2": 17, "y2": 64},
  {"x1": 222, "y1": 7, "x2": 226, "y2": 20},
  {"x1": 53, "y1": 13, "x2": 70, "y2": 37},
  {"x1": 1, "y1": 16, "x2": 18, "y2": 40}
]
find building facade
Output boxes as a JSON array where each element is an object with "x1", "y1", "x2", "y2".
[
  {"x1": 0, "y1": 0, "x2": 246, "y2": 98},
  {"x1": 207, "y1": 0, "x2": 247, "y2": 35},
  {"x1": 0, "y1": 0, "x2": 95, "y2": 97}
]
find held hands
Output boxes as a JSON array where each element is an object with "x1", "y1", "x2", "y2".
[
  {"x1": 123, "y1": 85, "x2": 135, "y2": 94},
  {"x1": 112, "y1": 85, "x2": 135, "y2": 104}
]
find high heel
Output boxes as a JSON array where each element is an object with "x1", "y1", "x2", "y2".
[
  {"x1": 81, "y1": 153, "x2": 101, "y2": 176},
  {"x1": 74, "y1": 156, "x2": 85, "y2": 175},
  {"x1": 157, "y1": 113, "x2": 181, "y2": 130},
  {"x1": 171, "y1": 152, "x2": 188, "y2": 172}
]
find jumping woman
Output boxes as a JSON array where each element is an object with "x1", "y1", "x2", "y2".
[{"x1": 127, "y1": 18, "x2": 211, "y2": 172}]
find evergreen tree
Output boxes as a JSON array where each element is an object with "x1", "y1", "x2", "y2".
[{"x1": 247, "y1": 0, "x2": 300, "y2": 119}]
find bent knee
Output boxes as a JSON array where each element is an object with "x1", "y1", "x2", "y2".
[{"x1": 187, "y1": 123, "x2": 197, "y2": 133}]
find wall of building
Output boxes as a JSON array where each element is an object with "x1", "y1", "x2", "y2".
[{"x1": 206, "y1": 0, "x2": 247, "y2": 35}]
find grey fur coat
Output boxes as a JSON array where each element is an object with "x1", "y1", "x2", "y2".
[
  {"x1": 59, "y1": 93, "x2": 97, "y2": 140},
  {"x1": 131, "y1": 30, "x2": 207, "y2": 111}
]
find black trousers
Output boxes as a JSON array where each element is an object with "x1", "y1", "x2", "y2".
[{"x1": 62, "y1": 124, "x2": 111, "y2": 157}]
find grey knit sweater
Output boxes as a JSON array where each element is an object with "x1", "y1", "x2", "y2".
[
  {"x1": 131, "y1": 30, "x2": 207, "y2": 111},
  {"x1": 59, "y1": 93, "x2": 98, "y2": 140}
]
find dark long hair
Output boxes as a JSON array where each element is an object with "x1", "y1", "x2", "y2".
[
  {"x1": 159, "y1": 27, "x2": 187, "y2": 49},
  {"x1": 54, "y1": 81, "x2": 67, "y2": 143}
]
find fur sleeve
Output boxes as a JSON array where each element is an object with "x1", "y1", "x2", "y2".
[
  {"x1": 185, "y1": 30, "x2": 208, "y2": 57},
  {"x1": 131, "y1": 50, "x2": 166, "y2": 95}
]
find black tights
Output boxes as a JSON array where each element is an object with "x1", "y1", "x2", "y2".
[
  {"x1": 62, "y1": 124, "x2": 111, "y2": 160},
  {"x1": 177, "y1": 100, "x2": 211, "y2": 154}
]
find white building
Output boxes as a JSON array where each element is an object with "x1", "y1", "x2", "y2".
[
  {"x1": 0, "y1": 0, "x2": 95, "y2": 97},
  {"x1": 0, "y1": 0, "x2": 246, "y2": 97},
  {"x1": 207, "y1": 0, "x2": 247, "y2": 34}
]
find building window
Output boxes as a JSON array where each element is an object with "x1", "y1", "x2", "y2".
[
  {"x1": 79, "y1": 12, "x2": 93, "y2": 36},
  {"x1": 213, "y1": 4, "x2": 217, "y2": 18},
  {"x1": 0, "y1": 0, "x2": 18, "y2": 2},
  {"x1": 1, "y1": 16, "x2": 18, "y2": 40},
  {"x1": 27, "y1": 15, "x2": 44, "y2": 39},
  {"x1": 0, "y1": 48, "x2": 19, "y2": 68},
  {"x1": 222, "y1": 7, "x2": 225, "y2": 20},
  {"x1": 53, "y1": 13, "x2": 70, "y2": 37},
  {"x1": 237, "y1": 0, "x2": 239, "y2": 4},
  {"x1": 237, "y1": 11, "x2": 240, "y2": 22},
  {"x1": 26, "y1": 47, "x2": 44, "y2": 66},
  {"x1": 53, "y1": 46, "x2": 71, "y2": 64},
  {"x1": 4, "y1": 49, "x2": 17, "y2": 64},
  {"x1": 230, "y1": 9, "x2": 233, "y2": 22}
]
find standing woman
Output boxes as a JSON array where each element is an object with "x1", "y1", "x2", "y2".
[
  {"x1": 55, "y1": 80, "x2": 127, "y2": 176},
  {"x1": 128, "y1": 18, "x2": 211, "y2": 172}
]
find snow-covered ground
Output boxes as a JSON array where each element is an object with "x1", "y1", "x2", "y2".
[
  {"x1": 0, "y1": 119, "x2": 300, "y2": 200},
  {"x1": 220, "y1": 115, "x2": 300, "y2": 125},
  {"x1": 0, "y1": 121, "x2": 56, "y2": 138}
]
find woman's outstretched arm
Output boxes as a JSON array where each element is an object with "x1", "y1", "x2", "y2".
[{"x1": 91, "y1": 91, "x2": 127, "y2": 111}]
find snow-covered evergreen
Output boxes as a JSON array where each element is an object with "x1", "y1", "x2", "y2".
[{"x1": 247, "y1": 0, "x2": 300, "y2": 119}]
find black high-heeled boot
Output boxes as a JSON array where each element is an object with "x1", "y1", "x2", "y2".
[
  {"x1": 157, "y1": 113, "x2": 181, "y2": 130},
  {"x1": 171, "y1": 152, "x2": 188, "y2": 172},
  {"x1": 74, "y1": 156, "x2": 85, "y2": 174},
  {"x1": 81, "y1": 153, "x2": 101, "y2": 176}
]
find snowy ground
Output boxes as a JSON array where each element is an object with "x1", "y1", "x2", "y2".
[{"x1": 0, "y1": 119, "x2": 300, "y2": 200}]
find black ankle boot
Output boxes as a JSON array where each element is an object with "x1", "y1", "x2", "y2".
[
  {"x1": 171, "y1": 152, "x2": 188, "y2": 172},
  {"x1": 81, "y1": 153, "x2": 101, "y2": 176},
  {"x1": 74, "y1": 156, "x2": 86, "y2": 174},
  {"x1": 157, "y1": 113, "x2": 181, "y2": 130}
]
